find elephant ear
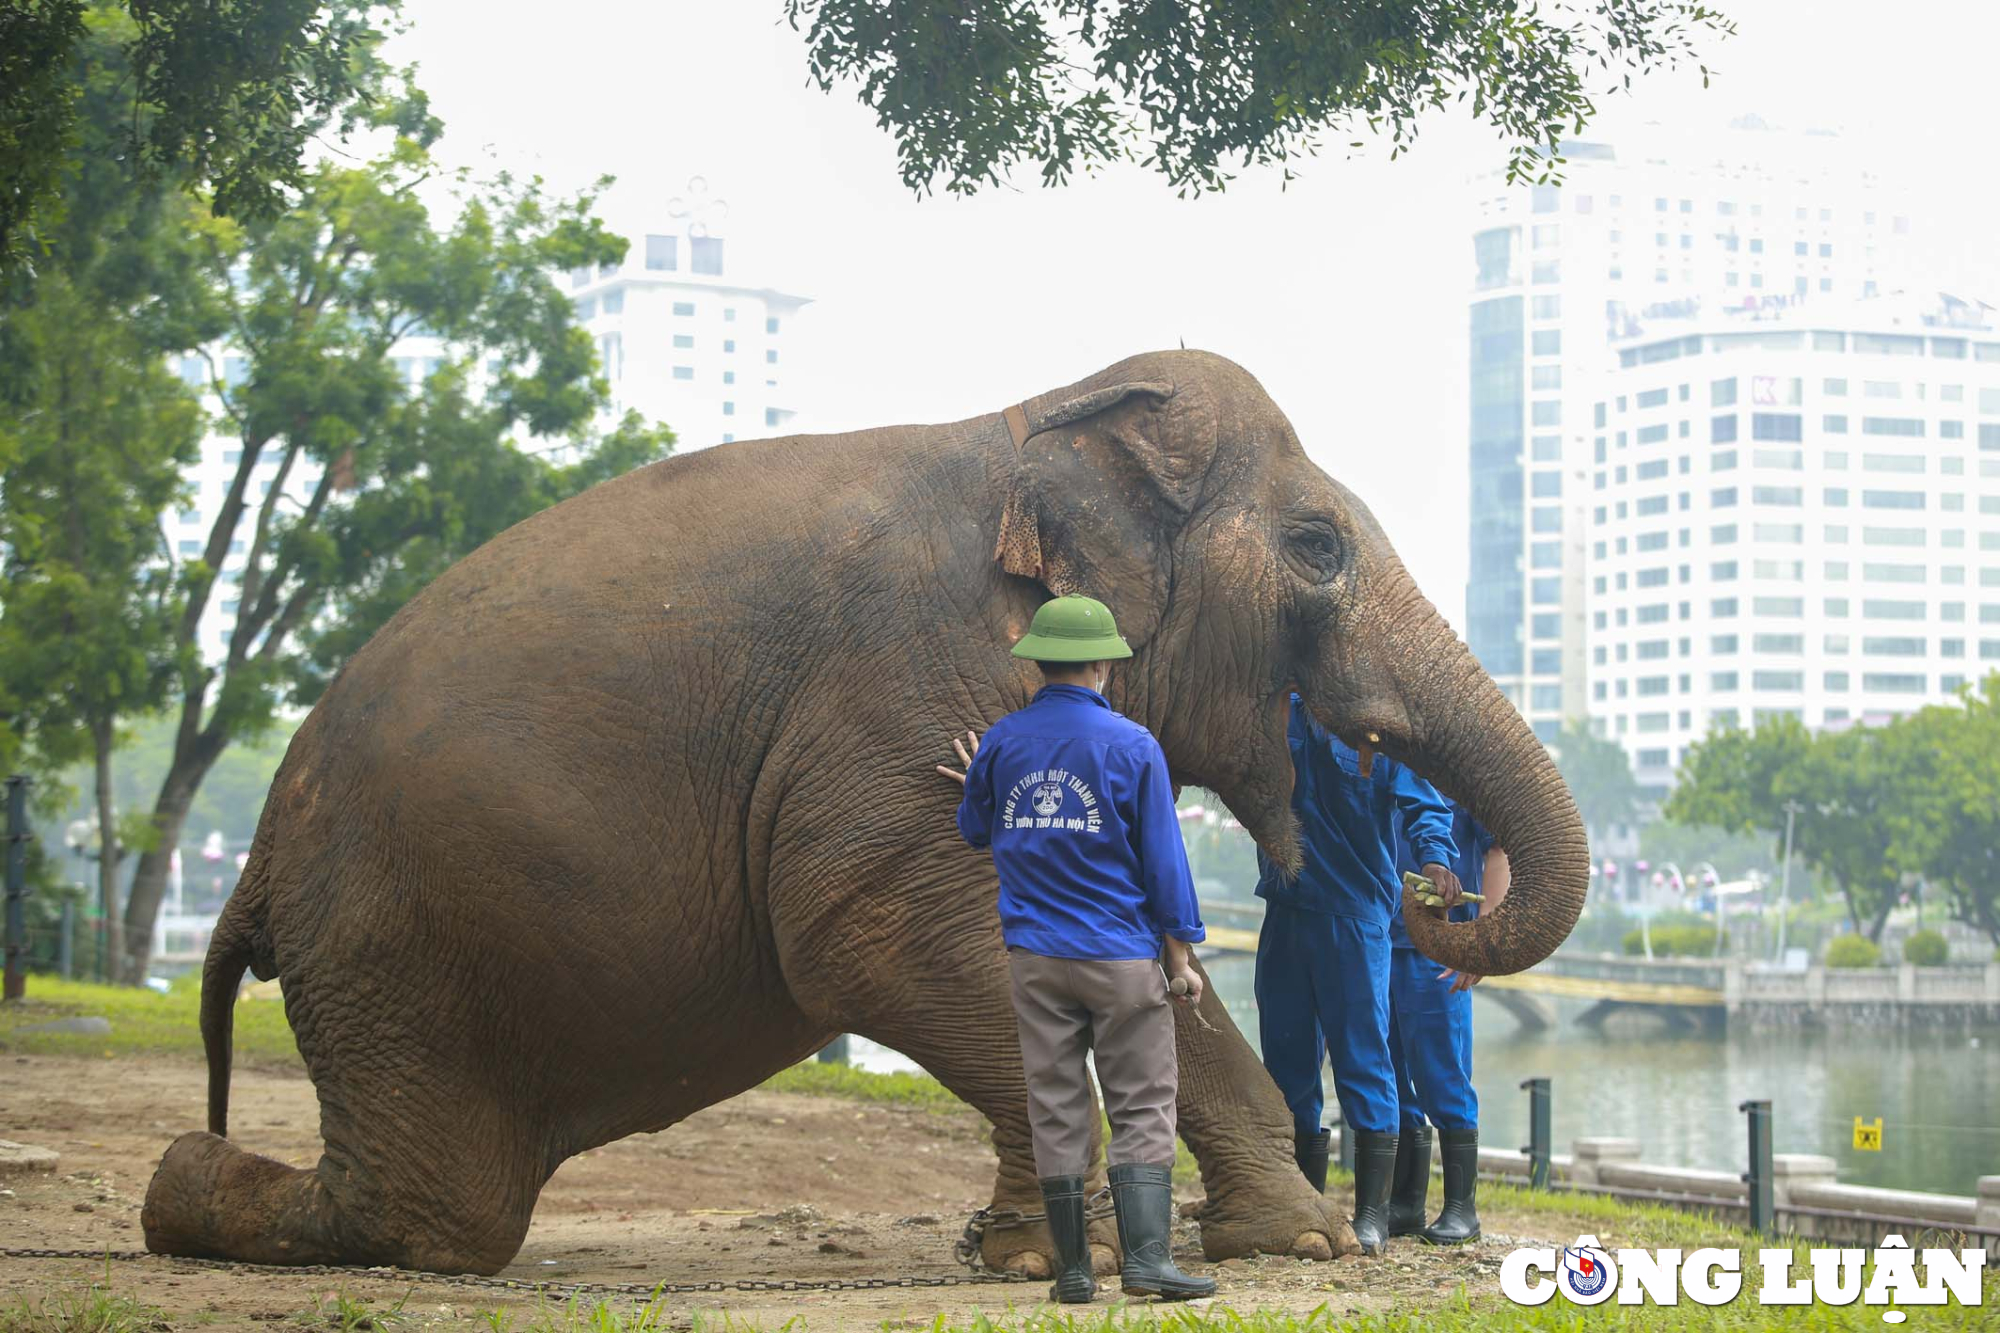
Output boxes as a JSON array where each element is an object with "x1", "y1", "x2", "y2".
[{"x1": 994, "y1": 371, "x2": 1220, "y2": 650}]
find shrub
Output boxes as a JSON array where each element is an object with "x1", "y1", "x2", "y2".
[
  {"x1": 1824, "y1": 934, "x2": 1882, "y2": 969},
  {"x1": 1900, "y1": 929, "x2": 1948, "y2": 966},
  {"x1": 1621, "y1": 922, "x2": 1722, "y2": 957}
]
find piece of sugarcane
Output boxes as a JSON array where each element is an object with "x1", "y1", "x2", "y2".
[{"x1": 1402, "y1": 869, "x2": 1484, "y2": 908}]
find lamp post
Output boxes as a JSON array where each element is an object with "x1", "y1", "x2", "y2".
[{"x1": 1775, "y1": 799, "x2": 1802, "y2": 964}]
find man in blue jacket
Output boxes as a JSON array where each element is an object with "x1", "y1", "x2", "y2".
[
  {"x1": 1387, "y1": 800, "x2": 1508, "y2": 1246},
  {"x1": 1254, "y1": 695, "x2": 1460, "y2": 1255},
  {"x1": 940, "y1": 594, "x2": 1214, "y2": 1304}
]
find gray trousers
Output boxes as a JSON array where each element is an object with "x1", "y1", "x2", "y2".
[{"x1": 1008, "y1": 948, "x2": 1179, "y2": 1178}]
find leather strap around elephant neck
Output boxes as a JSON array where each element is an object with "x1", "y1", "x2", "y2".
[{"x1": 1003, "y1": 403, "x2": 1030, "y2": 453}]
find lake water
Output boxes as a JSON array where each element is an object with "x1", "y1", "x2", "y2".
[{"x1": 846, "y1": 955, "x2": 2000, "y2": 1198}]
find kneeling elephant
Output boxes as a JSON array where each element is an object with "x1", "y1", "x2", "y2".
[{"x1": 143, "y1": 350, "x2": 1586, "y2": 1276}]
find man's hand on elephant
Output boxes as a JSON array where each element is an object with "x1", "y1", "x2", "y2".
[
  {"x1": 934, "y1": 729, "x2": 981, "y2": 785},
  {"x1": 1437, "y1": 966, "x2": 1482, "y2": 993},
  {"x1": 1421, "y1": 862, "x2": 1464, "y2": 907},
  {"x1": 1163, "y1": 938, "x2": 1203, "y2": 1006}
]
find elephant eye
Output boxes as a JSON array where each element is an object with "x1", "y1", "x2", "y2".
[{"x1": 1284, "y1": 519, "x2": 1345, "y2": 580}]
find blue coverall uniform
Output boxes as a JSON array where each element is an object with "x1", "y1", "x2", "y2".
[
  {"x1": 1387, "y1": 802, "x2": 1493, "y2": 1133},
  {"x1": 955, "y1": 683, "x2": 1207, "y2": 960},
  {"x1": 1253, "y1": 696, "x2": 1455, "y2": 1139}
]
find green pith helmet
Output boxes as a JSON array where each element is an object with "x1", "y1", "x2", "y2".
[{"x1": 1010, "y1": 595, "x2": 1134, "y2": 663}]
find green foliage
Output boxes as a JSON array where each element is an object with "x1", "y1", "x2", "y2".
[
  {"x1": 1621, "y1": 922, "x2": 1723, "y2": 958},
  {"x1": 0, "y1": 975, "x2": 302, "y2": 1064},
  {"x1": 1667, "y1": 678, "x2": 2000, "y2": 947},
  {"x1": 785, "y1": 1, "x2": 1734, "y2": 198},
  {"x1": 1, "y1": 1281, "x2": 167, "y2": 1333},
  {"x1": 1899, "y1": 928, "x2": 1947, "y2": 967},
  {"x1": 1552, "y1": 719, "x2": 1643, "y2": 835},
  {"x1": 762, "y1": 1057, "x2": 966, "y2": 1112},
  {"x1": 291, "y1": 1289, "x2": 409, "y2": 1333},
  {"x1": 1824, "y1": 934, "x2": 1882, "y2": 969},
  {"x1": 0, "y1": 1, "x2": 390, "y2": 277}
]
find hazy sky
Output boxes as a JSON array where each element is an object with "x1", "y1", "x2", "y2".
[{"x1": 388, "y1": 1, "x2": 1999, "y2": 629}]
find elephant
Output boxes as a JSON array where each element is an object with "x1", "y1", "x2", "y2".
[{"x1": 141, "y1": 349, "x2": 1587, "y2": 1277}]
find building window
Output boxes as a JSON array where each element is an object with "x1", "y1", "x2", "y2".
[
  {"x1": 1753, "y1": 671, "x2": 1804, "y2": 692},
  {"x1": 1532, "y1": 329, "x2": 1561, "y2": 355},
  {"x1": 1824, "y1": 672, "x2": 1850, "y2": 691},
  {"x1": 1862, "y1": 490, "x2": 1925, "y2": 511},
  {"x1": 1824, "y1": 415, "x2": 1849, "y2": 434},
  {"x1": 645, "y1": 235, "x2": 677, "y2": 271},
  {"x1": 673, "y1": 334, "x2": 694, "y2": 349},
  {"x1": 690, "y1": 236, "x2": 724, "y2": 275},
  {"x1": 1532, "y1": 295, "x2": 1561, "y2": 320},
  {"x1": 673, "y1": 301, "x2": 695, "y2": 316},
  {"x1": 1863, "y1": 673, "x2": 1926, "y2": 694},
  {"x1": 178, "y1": 539, "x2": 201, "y2": 556},
  {"x1": 765, "y1": 349, "x2": 778, "y2": 365},
  {"x1": 722, "y1": 370, "x2": 735, "y2": 385},
  {"x1": 672, "y1": 366, "x2": 694, "y2": 380},
  {"x1": 722, "y1": 401, "x2": 735, "y2": 416},
  {"x1": 1862, "y1": 417, "x2": 1925, "y2": 438},
  {"x1": 722, "y1": 339, "x2": 736, "y2": 353},
  {"x1": 1751, "y1": 413, "x2": 1803, "y2": 441},
  {"x1": 1711, "y1": 487, "x2": 1738, "y2": 508}
]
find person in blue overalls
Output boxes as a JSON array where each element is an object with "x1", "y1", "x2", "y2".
[
  {"x1": 1386, "y1": 800, "x2": 1509, "y2": 1246},
  {"x1": 1253, "y1": 694, "x2": 1460, "y2": 1255}
]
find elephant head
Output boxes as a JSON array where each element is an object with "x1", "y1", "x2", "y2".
[{"x1": 991, "y1": 350, "x2": 1586, "y2": 975}]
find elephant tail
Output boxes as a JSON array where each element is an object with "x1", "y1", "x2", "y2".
[{"x1": 201, "y1": 888, "x2": 262, "y2": 1138}]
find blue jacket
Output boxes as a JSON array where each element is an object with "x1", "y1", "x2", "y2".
[
  {"x1": 1255, "y1": 695, "x2": 1455, "y2": 926},
  {"x1": 956, "y1": 684, "x2": 1206, "y2": 961},
  {"x1": 1391, "y1": 800, "x2": 1496, "y2": 950}
]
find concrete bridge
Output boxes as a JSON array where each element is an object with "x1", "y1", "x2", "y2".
[{"x1": 1198, "y1": 909, "x2": 2000, "y2": 1029}]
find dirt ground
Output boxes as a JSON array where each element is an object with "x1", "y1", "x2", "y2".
[{"x1": 1, "y1": 1053, "x2": 1559, "y2": 1330}]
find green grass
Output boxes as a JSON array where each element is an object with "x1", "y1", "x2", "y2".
[
  {"x1": 291, "y1": 1290, "x2": 412, "y2": 1333},
  {"x1": 0, "y1": 976, "x2": 302, "y2": 1066},
  {"x1": 0, "y1": 1282, "x2": 168, "y2": 1333},
  {"x1": 761, "y1": 1059, "x2": 968, "y2": 1111}
]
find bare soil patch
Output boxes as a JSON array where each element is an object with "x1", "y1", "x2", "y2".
[{"x1": 1, "y1": 1053, "x2": 1563, "y2": 1330}]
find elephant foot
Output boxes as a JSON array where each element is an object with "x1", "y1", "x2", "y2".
[
  {"x1": 1192, "y1": 1169, "x2": 1362, "y2": 1262},
  {"x1": 980, "y1": 1211, "x2": 1121, "y2": 1278}
]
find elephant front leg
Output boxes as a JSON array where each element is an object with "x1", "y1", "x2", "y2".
[
  {"x1": 776, "y1": 899, "x2": 1118, "y2": 1277},
  {"x1": 1172, "y1": 957, "x2": 1361, "y2": 1261}
]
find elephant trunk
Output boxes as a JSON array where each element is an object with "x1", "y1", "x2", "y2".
[{"x1": 1333, "y1": 579, "x2": 1589, "y2": 978}]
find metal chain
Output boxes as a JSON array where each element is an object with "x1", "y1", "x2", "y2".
[
  {"x1": 0, "y1": 1246, "x2": 1028, "y2": 1297},
  {"x1": 953, "y1": 1188, "x2": 1115, "y2": 1272}
]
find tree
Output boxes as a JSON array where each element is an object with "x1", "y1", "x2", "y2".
[
  {"x1": 785, "y1": 0, "x2": 1735, "y2": 196},
  {"x1": 1551, "y1": 720, "x2": 1642, "y2": 837},
  {"x1": 1885, "y1": 675, "x2": 2000, "y2": 946},
  {"x1": 0, "y1": 268, "x2": 202, "y2": 973},
  {"x1": 1, "y1": 17, "x2": 226, "y2": 976},
  {"x1": 1, "y1": 1, "x2": 387, "y2": 277},
  {"x1": 111, "y1": 125, "x2": 675, "y2": 981},
  {"x1": 1666, "y1": 716, "x2": 1912, "y2": 943}
]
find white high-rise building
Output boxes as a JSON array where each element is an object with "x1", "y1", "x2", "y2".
[
  {"x1": 168, "y1": 204, "x2": 809, "y2": 663},
  {"x1": 1587, "y1": 291, "x2": 2000, "y2": 797},
  {"x1": 1464, "y1": 119, "x2": 1923, "y2": 744},
  {"x1": 564, "y1": 219, "x2": 811, "y2": 453}
]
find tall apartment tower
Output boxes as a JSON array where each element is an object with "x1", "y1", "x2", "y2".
[
  {"x1": 1589, "y1": 292, "x2": 2000, "y2": 799},
  {"x1": 1464, "y1": 119, "x2": 1917, "y2": 743}
]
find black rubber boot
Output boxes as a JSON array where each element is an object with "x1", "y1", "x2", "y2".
[
  {"x1": 1107, "y1": 1163, "x2": 1216, "y2": 1301},
  {"x1": 1038, "y1": 1176, "x2": 1098, "y2": 1304},
  {"x1": 1294, "y1": 1128, "x2": 1331, "y2": 1194},
  {"x1": 1386, "y1": 1123, "x2": 1434, "y2": 1238},
  {"x1": 1421, "y1": 1127, "x2": 1482, "y2": 1245},
  {"x1": 1349, "y1": 1130, "x2": 1399, "y2": 1256}
]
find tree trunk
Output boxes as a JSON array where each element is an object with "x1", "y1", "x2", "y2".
[
  {"x1": 92, "y1": 718, "x2": 124, "y2": 984},
  {"x1": 118, "y1": 735, "x2": 226, "y2": 984},
  {"x1": 1865, "y1": 888, "x2": 1896, "y2": 945}
]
